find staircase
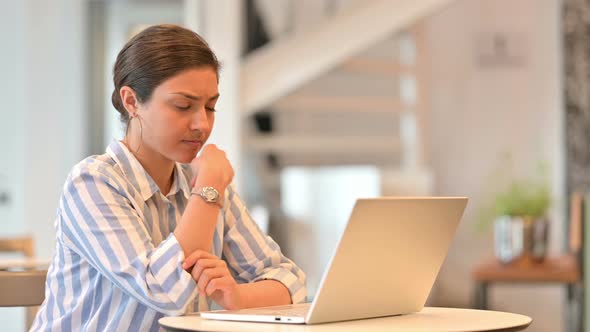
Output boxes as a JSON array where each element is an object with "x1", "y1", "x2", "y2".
[{"x1": 241, "y1": 0, "x2": 451, "y2": 199}]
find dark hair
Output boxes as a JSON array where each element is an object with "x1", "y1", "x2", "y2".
[{"x1": 111, "y1": 24, "x2": 221, "y2": 123}]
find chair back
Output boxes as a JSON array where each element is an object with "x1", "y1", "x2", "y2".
[
  {"x1": 0, "y1": 234, "x2": 44, "y2": 329},
  {"x1": 0, "y1": 235, "x2": 34, "y2": 258}
]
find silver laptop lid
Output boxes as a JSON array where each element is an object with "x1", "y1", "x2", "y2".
[{"x1": 306, "y1": 197, "x2": 467, "y2": 324}]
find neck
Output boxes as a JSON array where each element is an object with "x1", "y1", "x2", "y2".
[{"x1": 122, "y1": 136, "x2": 175, "y2": 195}]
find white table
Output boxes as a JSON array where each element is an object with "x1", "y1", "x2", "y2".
[{"x1": 159, "y1": 307, "x2": 532, "y2": 332}]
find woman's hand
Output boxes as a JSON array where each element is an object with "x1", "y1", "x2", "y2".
[
  {"x1": 190, "y1": 144, "x2": 234, "y2": 193},
  {"x1": 182, "y1": 250, "x2": 244, "y2": 310}
]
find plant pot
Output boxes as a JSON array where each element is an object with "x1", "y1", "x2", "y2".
[
  {"x1": 530, "y1": 216, "x2": 549, "y2": 262},
  {"x1": 493, "y1": 215, "x2": 549, "y2": 264}
]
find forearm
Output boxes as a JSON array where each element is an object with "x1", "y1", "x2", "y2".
[
  {"x1": 174, "y1": 194, "x2": 221, "y2": 257},
  {"x1": 239, "y1": 280, "x2": 292, "y2": 308},
  {"x1": 70, "y1": 231, "x2": 198, "y2": 316}
]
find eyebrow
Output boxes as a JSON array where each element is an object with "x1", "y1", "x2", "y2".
[{"x1": 171, "y1": 92, "x2": 220, "y2": 101}]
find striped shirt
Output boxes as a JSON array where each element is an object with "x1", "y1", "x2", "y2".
[{"x1": 31, "y1": 141, "x2": 306, "y2": 332}]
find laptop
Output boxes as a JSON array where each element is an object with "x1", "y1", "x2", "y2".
[{"x1": 200, "y1": 197, "x2": 468, "y2": 324}]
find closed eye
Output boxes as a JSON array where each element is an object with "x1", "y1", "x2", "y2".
[
  {"x1": 206, "y1": 107, "x2": 217, "y2": 112},
  {"x1": 176, "y1": 105, "x2": 191, "y2": 111}
]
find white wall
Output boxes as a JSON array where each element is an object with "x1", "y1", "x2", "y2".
[
  {"x1": 426, "y1": 0, "x2": 564, "y2": 331},
  {"x1": 0, "y1": 1, "x2": 87, "y2": 330},
  {"x1": 0, "y1": 2, "x2": 28, "y2": 330},
  {"x1": 0, "y1": 0, "x2": 86, "y2": 265},
  {"x1": 279, "y1": 166, "x2": 381, "y2": 296},
  {"x1": 24, "y1": 0, "x2": 87, "y2": 259},
  {"x1": 0, "y1": 1, "x2": 26, "y2": 237}
]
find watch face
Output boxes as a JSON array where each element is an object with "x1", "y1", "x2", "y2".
[
  {"x1": 205, "y1": 190, "x2": 216, "y2": 200},
  {"x1": 202, "y1": 187, "x2": 219, "y2": 202}
]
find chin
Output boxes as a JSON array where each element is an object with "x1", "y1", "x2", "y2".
[{"x1": 175, "y1": 151, "x2": 198, "y2": 164}]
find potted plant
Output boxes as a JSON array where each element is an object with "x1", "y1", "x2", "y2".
[{"x1": 477, "y1": 158, "x2": 551, "y2": 264}]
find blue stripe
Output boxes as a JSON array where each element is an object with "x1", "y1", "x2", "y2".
[
  {"x1": 151, "y1": 242, "x2": 179, "y2": 275},
  {"x1": 164, "y1": 202, "x2": 175, "y2": 236},
  {"x1": 109, "y1": 293, "x2": 131, "y2": 330},
  {"x1": 44, "y1": 272, "x2": 56, "y2": 329},
  {"x1": 60, "y1": 250, "x2": 82, "y2": 331},
  {"x1": 128, "y1": 301, "x2": 148, "y2": 330},
  {"x1": 55, "y1": 248, "x2": 67, "y2": 318},
  {"x1": 160, "y1": 269, "x2": 179, "y2": 292},
  {"x1": 87, "y1": 276, "x2": 103, "y2": 329},
  {"x1": 141, "y1": 201, "x2": 155, "y2": 235},
  {"x1": 149, "y1": 315, "x2": 162, "y2": 332},
  {"x1": 213, "y1": 226, "x2": 222, "y2": 256},
  {"x1": 95, "y1": 279, "x2": 110, "y2": 332},
  {"x1": 231, "y1": 205, "x2": 266, "y2": 260},
  {"x1": 80, "y1": 267, "x2": 96, "y2": 326}
]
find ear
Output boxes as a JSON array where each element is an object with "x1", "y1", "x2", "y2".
[{"x1": 120, "y1": 86, "x2": 140, "y2": 117}]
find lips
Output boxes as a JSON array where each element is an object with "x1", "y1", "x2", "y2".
[{"x1": 182, "y1": 140, "x2": 203, "y2": 148}]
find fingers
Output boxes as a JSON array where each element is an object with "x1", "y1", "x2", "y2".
[
  {"x1": 196, "y1": 266, "x2": 228, "y2": 294},
  {"x1": 190, "y1": 144, "x2": 234, "y2": 190},
  {"x1": 190, "y1": 259, "x2": 224, "y2": 282},
  {"x1": 202, "y1": 144, "x2": 218, "y2": 152},
  {"x1": 182, "y1": 250, "x2": 217, "y2": 270},
  {"x1": 205, "y1": 276, "x2": 234, "y2": 296},
  {"x1": 183, "y1": 252, "x2": 233, "y2": 297}
]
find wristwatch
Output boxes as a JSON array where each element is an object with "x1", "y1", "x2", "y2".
[{"x1": 192, "y1": 186, "x2": 223, "y2": 208}]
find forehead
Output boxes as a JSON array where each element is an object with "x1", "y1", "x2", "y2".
[{"x1": 155, "y1": 67, "x2": 219, "y2": 97}]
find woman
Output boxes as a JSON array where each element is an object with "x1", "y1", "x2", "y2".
[{"x1": 31, "y1": 24, "x2": 306, "y2": 331}]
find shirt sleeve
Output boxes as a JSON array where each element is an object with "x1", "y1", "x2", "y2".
[
  {"x1": 57, "y1": 166, "x2": 198, "y2": 316},
  {"x1": 221, "y1": 184, "x2": 307, "y2": 304}
]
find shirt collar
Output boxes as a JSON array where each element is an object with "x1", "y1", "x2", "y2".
[
  {"x1": 171, "y1": 163, "x2": 192, "y2": 199},
  {"x1": 106, "y1": 141, "x2": 191, "y2": 201}
]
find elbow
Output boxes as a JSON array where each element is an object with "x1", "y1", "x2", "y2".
[
  {"x1": 146, "y1": 286, "x2": 197, "y2": 317},
  {"x1": 160, "y1": 308, "x2": 186, "y2": 317},
  {"x1": 143, "y1": 268, "x2": 199, "y2": 316}
]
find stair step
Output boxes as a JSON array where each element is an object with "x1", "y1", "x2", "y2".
[
  {"x1": 272, "y1": 95, "x2": 409, "y2": 113},
  {"x1": 245, "y1": 135, "x2": 401, "y2": 155},
  {"x1": 340, "y1": 57, "x2": 414, "y2": 76}
]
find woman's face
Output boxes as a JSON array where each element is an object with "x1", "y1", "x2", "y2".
[{"x1": 136, "y1": 67, "x2": 219, "y2": 164}]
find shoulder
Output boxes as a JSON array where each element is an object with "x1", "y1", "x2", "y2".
[{"x1": 63, "y1": 152, "x2": 126, "y2": 194}]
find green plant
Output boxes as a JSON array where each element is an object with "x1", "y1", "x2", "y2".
[
  {"x1": 492, "y1": 179, "x2": 551, "y2": 218},
  {"x1": 476, "y1": 156, "x2": 551, "y2": 232}
]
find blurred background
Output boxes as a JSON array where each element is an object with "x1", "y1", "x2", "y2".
[{"x1": 0, "y1": 0, "x2": 585, "y2": 331}]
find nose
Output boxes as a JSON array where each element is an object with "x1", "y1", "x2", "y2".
[{"x1": 189, "y1": 107, "x2": 210, "y2": 133}]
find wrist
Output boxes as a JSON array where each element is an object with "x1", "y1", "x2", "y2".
[
  {"x1": 192, "y1": 174, "x2": 225, "y2": 190},
  {"x1": 235, "y1": 284, "x2": 250, "y2": 309},
  {"x1": 191, "y1": 185, "x2": 224, "y2": 208}
]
